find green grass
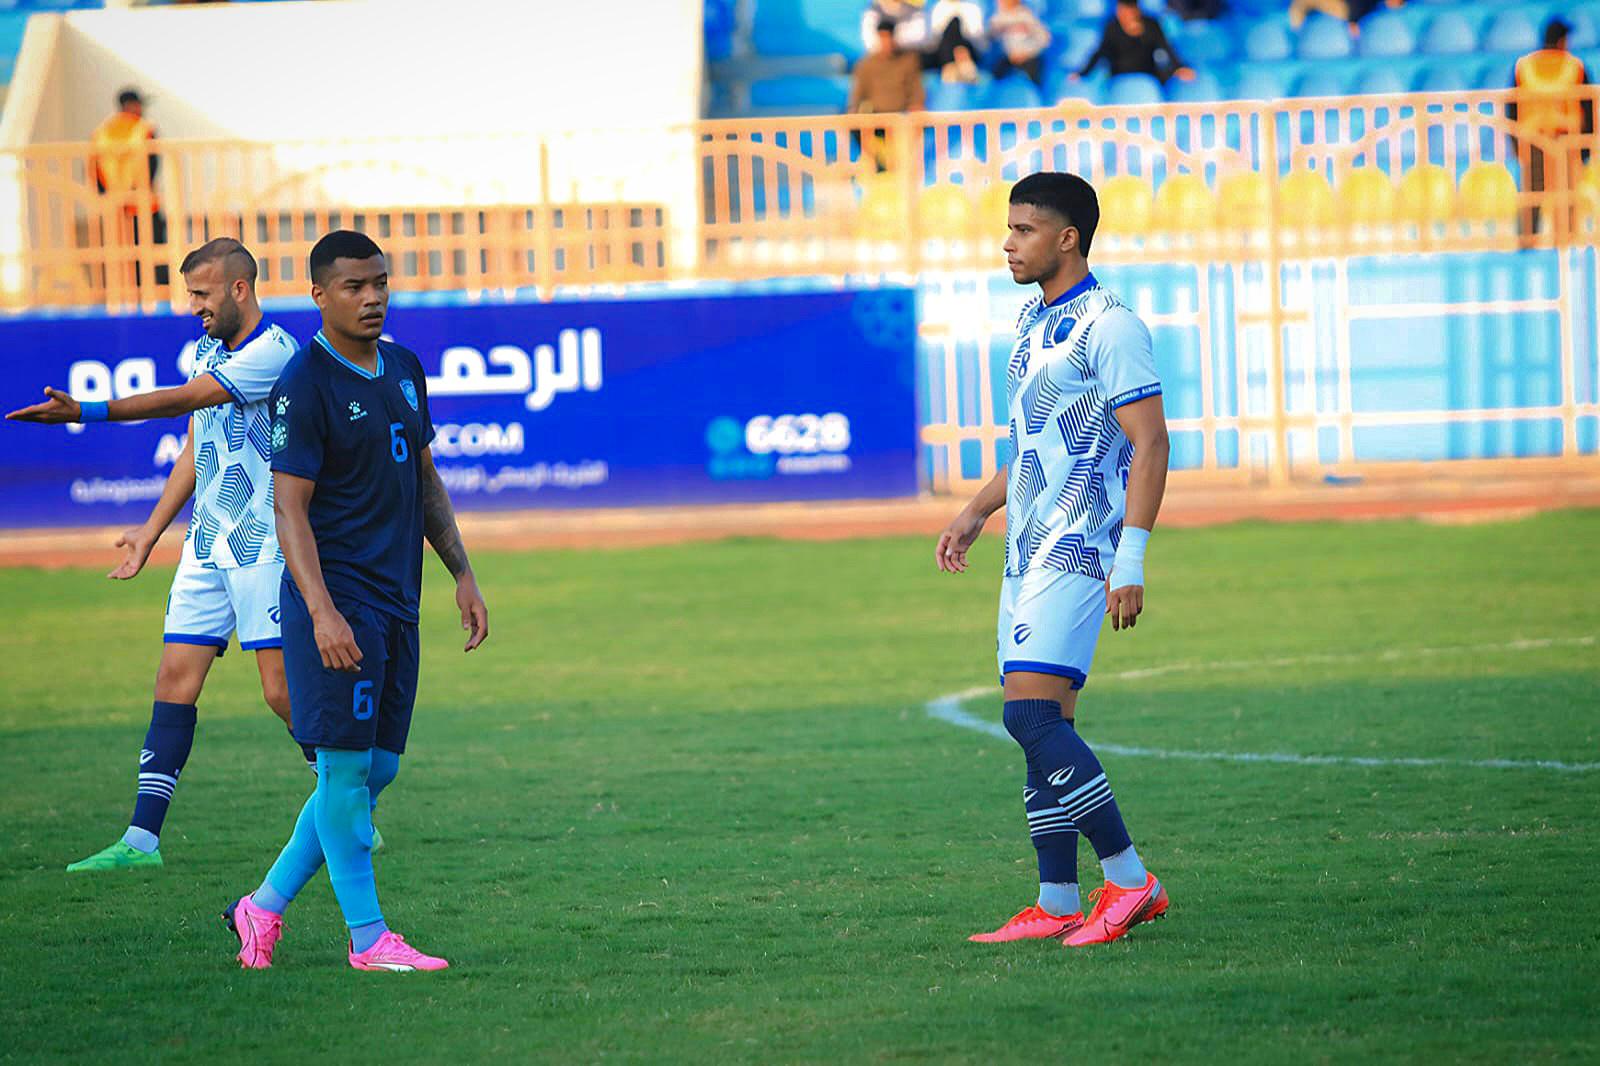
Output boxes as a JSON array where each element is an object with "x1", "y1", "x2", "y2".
[{"x1": 2, "y1": 511, "x2": 1598, "y2": 1063}]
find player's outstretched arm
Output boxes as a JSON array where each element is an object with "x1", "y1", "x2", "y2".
[
  {"x1": 110, "y1": 417, "x2": 197, "y2": 580},
  {"x1": 936, "y1": 465, "x2": 1008, "y2": 574},
  {"x1": 1107, "y1": 395, "x2": 1170, "y2": 632},
  {"x1": 418, "y1": 449, "x2": 489, "y2": 652},
  {"x1": 274, "y1": 471, "x2": 364, "y2": 672},
  {"x1": 6, "y1": 375, "x2": 233, "y2": 425}
]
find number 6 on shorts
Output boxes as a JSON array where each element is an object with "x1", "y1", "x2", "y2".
[{"x1": 353, "y1": 679, "x2": 375, "y2": 720}]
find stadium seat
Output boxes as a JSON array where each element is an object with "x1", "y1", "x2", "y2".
[
  {"x1": 1054, "y1": 24, "x2": 1102, "y2": 72},
  {"x1": 1233, "y1": 67, "x2": 1289, "y2": 100},
  {"x1": 1105, "y1": 72, "x2": 1163, "y2": 106},
  {"x1": 1218, "y1": 172, "x2": 1271, "y2": 228},
  {"x1": 1097, "y1": 175, "x2": 1153, "y2": 234},
  {"x1": 1482, "y1": 12, "x2": 1538, "y2": 56},
  {"x1": 1354, "y1": 65, "x2": 1409, "y2": 97},
  {"x1": 857, "y1": 173, "x2": 910, "y2": 239},
  {"x1": 918, "y1": 184, "x2": 975, "y2": 238},
  {"x1": 1417, "y1": 64, "x2": 1472, "y2": 93},
  {"x1": 1296, "y1": 68, "x2": 1350, "y2": 98},
  {"x1": 1153, "y1": 173, "x2": 1215, "y2": 230},
  {"x1": 751, "y1": 0, "x2": 863, "y2": 57},
  {"x1": 749, "y1": 76, "x2": 851, "y2": 112},
  {"x1": 1074, "y1": 0, "x2": 1110, "y2": 21},
  {"x1": 1359, "y1": 10, "x2": 1416, "y2": 58},
  {"x1": 1458, "y1": 162, "x2": 1518, "y2": 222},
  {"x1": 1280, "y1": 169, "x2": 1337, "y2": 226},
  {"x1": 1396, "y1": 163, "x2": 1456, "y2": 221},
  {"x1": 1419, "y1": 13, "x2": 1477, "y2": 55},
  {"x1": 1245, "y1": 21, "x2": 1293, "y2": 62},
  {"x1": 1166, "y1": 70, "x2": 1224, "y2": 103},
  {"x1": 1298, "y1": 14, "x2": 1353, "y2": 60},
  {"x1": 1339, "y1": 167, "x2": 1396, "y2": 222},
  {"x1": 1174, "y1": 21, "x2": 1232, "y2": 65},
  {"x1": 984, "y1": 76, "x2": 1043, "y2": 111},
  {"x1": 979, "y1": 182, "x2": 1012, "y2": 232},
  {"x1": 1567, "y1": 11, "x2": 1598, "y2": 50},
  {"x1": 927, "y1": 80, "x2": 979, "y2": 112}
]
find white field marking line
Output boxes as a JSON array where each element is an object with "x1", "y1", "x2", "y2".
[
  {"x1": 1102, "y1": 635, "x2": 1597, "y2": 682},
  {"x1": 926, "y1": 635, "x2": 1600, "y2": 773}
]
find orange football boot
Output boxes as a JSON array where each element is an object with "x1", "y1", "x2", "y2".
[
  {"x1": 1062, "y1": 872, "x2": 1168, "y2": 947},
  {"x1": 968, "y1": 904, "x2": 1085, "y2": 943}
]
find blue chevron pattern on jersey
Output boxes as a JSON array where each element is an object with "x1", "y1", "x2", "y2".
[
  {"x1": 225, "y1": 514, "x2": 271, "y2": 566},
  {"x1": 247, "y1": 410, "x2": 273, "y2": 463},
  {"x1": 1014, "y1": 449, "x2": 1047, "y2": 518},
  {"x1": 216, "y1": 464, "x2": 255, "y2": 522},
  {"x1": 195, "y1": 441, "x2": 219, "y2": 492},
  {"x1": 1020, "y1": 368, "x2": 1062, "y2": 435},
  {"x1": 1052, "y1": 457, "x2": 1099, "y2": 527},
  {"x1": 192, "y1": 508, "x2": 221, "y2": 560},
  {"x1": 1041, "y1": 533, "x2": 1106, "y2": 579},
  {"x1": 1056, "y1": 391, "x2": 1103, "y2": 456},
  {"x1": 1013, "y1": 512, "x2": 1046, "y2": 574},
  {"x1": 225, "y1": 405, "x2": 248, "y2": 453}
]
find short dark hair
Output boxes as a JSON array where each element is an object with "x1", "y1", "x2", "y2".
[
  {"x1": 1543, "y1": 17, "x2": 1570, "y2": 48},
  {"x1": 309, "y1": 230, "x2": 384, "y2": 286},
  {"x1": 180, "y1": 237, "x2": 257, "y2": 284},
  {"x1": 118, "y1": 89, "x2": 143, "y2": 108},
  {"x1": 1009, "y1": 172, "x2": 1100, "y2": 255},
  {"x1": 877, "y1": 18, "x2": 896, "y2": 34},
  {"x1": 1116, "y1": 0, "x2": 1139, "y2": 7}
]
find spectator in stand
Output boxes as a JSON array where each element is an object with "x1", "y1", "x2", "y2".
[
  {"x1": 1288, "y1": 0, "x2": 1402, "y2": 39},
  {"x1": 1509, "y1": 16, "x2": 1595, "y2": 245},
  {"x1": 989, "y1": 0, "x2": 1052, "y2": 86},
  {"x1": 1074, "y1": 0, "x2": 1195, "y2": 83},
  {"x1": 926, "y1": 0, "x2": 985, "y2": 83},
  {"x1": 91, "y1": 88, "x2": 168, "y2": 286},
  {"x1": 849, "y1": 19, "x2": 926, "y2": 170},
  {"x1": 1167, "y1": 0, "x2": 1224, "y2": 18},
  {"x1": 860, "y1": 0, "x2": 931, "y2": 57}
]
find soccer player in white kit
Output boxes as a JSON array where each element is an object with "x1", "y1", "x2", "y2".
[
  {"x1": 8, "y1": 238, "x2": 304, "y2": 871},
  {"x1": 935, "y1": 173, "x2": 1172, "y2": 947}
]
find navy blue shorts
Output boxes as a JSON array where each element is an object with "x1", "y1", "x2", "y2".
[{"x1": 281, "y1": 577, "x2": 419, "y2": 755}]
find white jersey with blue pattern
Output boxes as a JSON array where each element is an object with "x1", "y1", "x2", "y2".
[
  {"x1": 1004, "y1": 272, "x2": 1161, "y2": 580},
  {"x1": 181, "y1": 320, "x2": 298, "y2": 570}
]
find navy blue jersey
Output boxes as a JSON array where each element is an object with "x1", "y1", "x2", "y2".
[{"x1": 269, "y1": 333, "x2": 435, "y2": 622}]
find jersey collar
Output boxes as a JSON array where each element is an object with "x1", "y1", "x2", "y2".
[
  {"x1": 223, "y1": 316, "x2": 270, "y2": 355},
  {"x1": 1045, "y1": 271, "x2": 1098, "y2": 308},
  {"x1": 314, "y1": 330, "x2": 384, "y2": 380}
]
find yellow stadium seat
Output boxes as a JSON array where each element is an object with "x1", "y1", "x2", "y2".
[
  {"x1": 918, "y1": 184, "x2": 974, "y2": 238},
  {"x1": 1458, "y1": 163, "x2": 1518, "y2": 222},
  {"x1": 1153, "y1": 173, "x2": 1215, "y2": 231},
  {"x1": 857, "y1": 173, "x2": 909, "y2": 239},
  {"x1": 978, "y1": 182, "x2": 1012, "y2": 233},
  {"x1": 1396, "y1": 163, "x2": 1456, "y2": 222},
  {"x1": 1096, "y1": 176, "x2": 1154, "y2": 235},
  {"x1": 1338, "y1": 167, "x2": 1395, "y2": 223},
  {"x1": 1217, "y1": 172, "x2": 1271, "y2": 229},
  {"x1": 1279, "y1": 169, "x2": 1336, "y2": 226}
]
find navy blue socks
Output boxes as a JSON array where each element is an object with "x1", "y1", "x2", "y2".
[
  {"x1": 1024, "y1": 760, "x2": 1080, "y2": 914},
  {"x1": 1003, "y1": 699, "x2": 1134, "y2": 865},
  {"x1": 125, "y1": 701, "x2": 197, "y2": 852}
]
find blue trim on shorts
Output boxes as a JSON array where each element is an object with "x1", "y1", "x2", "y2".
[
  {"x1": 1003, "y1": 660, "x2": 1087, "y2": 689},
  {"x1": 208, "y1": 369, "x2": 248, "y2": 405},
  {"x1": 240, "y1": 638, "x2": 283, "y2": 651},
  {"x1": 164, "y1": 633, "x2": 229, "y2": 656}
]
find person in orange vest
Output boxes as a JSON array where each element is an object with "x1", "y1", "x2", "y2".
[
  {"x1": 92, "y1": 88, "x2": 169, "y2": 283},
  {"x1": 1509, "y1": 18, "x2": 1595, "y2": 245}
]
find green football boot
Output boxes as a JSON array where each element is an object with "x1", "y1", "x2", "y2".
[{"x1": 66, "y1": 840, "x2": 164, "y2": 872}]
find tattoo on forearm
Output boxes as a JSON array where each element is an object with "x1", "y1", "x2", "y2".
[{"x1": 421, "y1": 465, "x2": 471, "y2": 578}]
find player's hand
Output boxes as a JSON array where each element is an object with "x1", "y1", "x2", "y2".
[
  {"x1": 312, "y1": 609, "x2": 364, "y2": 672},
  {"x1": 1106, "y1": 580, "x2": 1144, "y2": 631},
  {"x1": 456, "y1": 573, "x2": 489, "y2": 652},
  {"x1": 1175, "y1": 67, "x2": 1197, "y2": 82},
  {"x1": 936, "y1": 508, "x2": 987, "y2": 573},
  {"x1": 108, "y1": 525, "x2": 158, "y2": 580},
  {"x1": 6, "y1": 387, "x2": 81, "y2": 424}
]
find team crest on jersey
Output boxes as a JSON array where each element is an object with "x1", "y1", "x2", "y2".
[
  {"x1": 399, "y1": 379, "x2": 419, "y2": 411},
  {"x1": 272, "y1": 420, "x2": 288, "y2": 452}
]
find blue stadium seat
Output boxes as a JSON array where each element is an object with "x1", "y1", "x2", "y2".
[
  {"x1": 1230, "y1": 0, "x2": 1282, "y2": 15},
  {"x1": 1568, "y1": 11, "x2": 1598, "y2": 50},
  {"x1": 1174, "y1": 20, "x2": 1231, "y2": 65},
  {"x1": 1073, "y1": 0, "x2": 1110, "y2": 21},
  {"x1": 1355, "y1": 65, "x2": 1408, "y2": 96},
  {"x1": 1420, "y1": 13, "x2": 1477, "y2": 55},
  {"x1": 1417, "y1": 63, "x2": 1471, "y2": 93},
  {"x1": 1233, "y1": 66, "x2": 1289, "y2": 100},
  {"x1": 1166, "y1": 69, "x2": 1224, "y2": 103},
  {"x1": 1053, "y1": 71, "x2": 1106, "y2": 106},
  {"x1": 1476, "y1": 60, "x2": 1515, "y2": 91},
  {"x1": 1099, "y1": 71, "x2": 1159, "y2": 105},
  {"x1": 1245, "y1": 20, "x2": 1293, "y2": 61},
  {"x1": 1358, "y1": 10, "x2": 1416, "y2": 57},
  {"x1": 1052, "y1": 24, "x2": 1102, "y2": 72},
  {"x1": 984, "y1": 75, "x2": 1043, "y2": 111},
  {"x1": 751, "y1": 0, "x2": 864, "y2": 57},
  {"x1": 926, "y1": 80, "x2": 979, "y2": 112},
  {"x1": 1482, "y1": 12, "x2": 1538, "y2": 55},
  {"x1": 1296, "y1": 67, "x2": 1350, "y2": 98},
  {"x1": 749, "y1": 76, "x2": 852, "y2": 112},
  {"x1": 1298, "y1": 14, "x2": 1353, "y2": 59}
]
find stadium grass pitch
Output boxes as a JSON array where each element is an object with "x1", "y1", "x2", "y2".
[{"x1": 1, "y1": 510, "x2": 1597, "y2": 1063}]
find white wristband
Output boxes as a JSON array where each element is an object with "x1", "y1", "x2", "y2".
[{"x1": 1110, "y1": 526, "x2": 1149, "y2": 591}]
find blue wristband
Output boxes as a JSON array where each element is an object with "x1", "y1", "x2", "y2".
[
  {"x1": 79, "y1": 400, "x2": 109, "y2": 423},
  {"x1": 1110, "y1": 526, "x2": 1150, "y2": 591}
]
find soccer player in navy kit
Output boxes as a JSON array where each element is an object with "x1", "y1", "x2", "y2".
[{"x1": 224, "y1": 231, "x2": 489, "y2": 972}]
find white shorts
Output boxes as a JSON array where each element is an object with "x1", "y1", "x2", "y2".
[
  {"x1": 996, "y1": 569, "x2": 1107, "y2": 689},
  {"x1": 163, "y1": 559, "x2": 284, "y2": 655}
]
